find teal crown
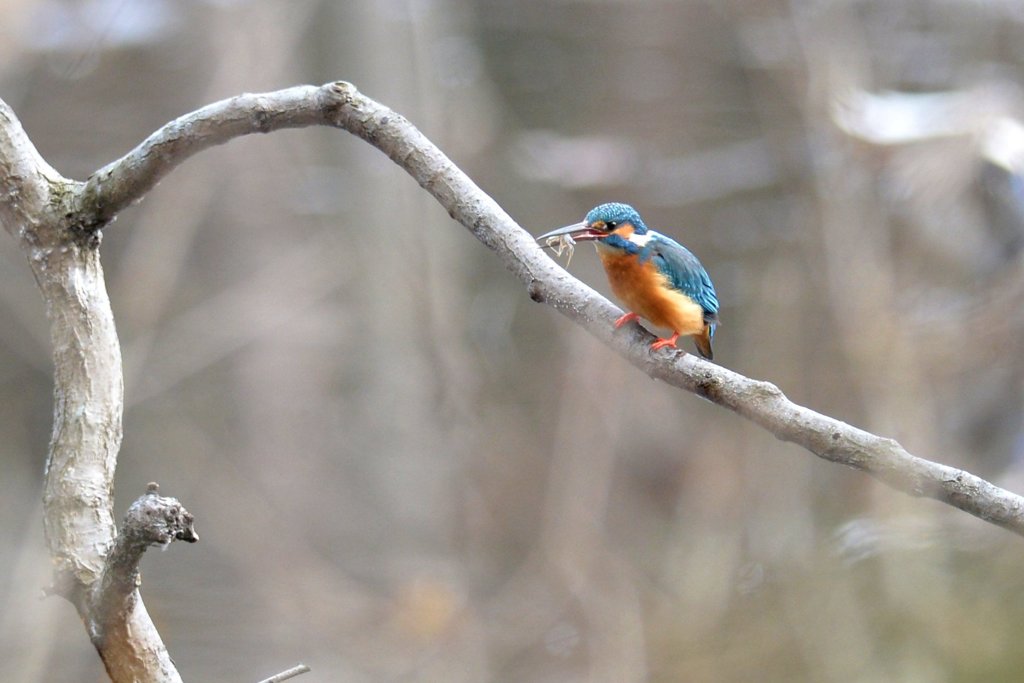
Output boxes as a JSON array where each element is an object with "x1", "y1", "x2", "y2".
[{"x1": 585, "y1": 202, "x2": 648, "y2": 234}]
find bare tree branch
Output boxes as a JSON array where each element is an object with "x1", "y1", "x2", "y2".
[
  {"x1": 3, "y1": 78, "x2": 1024, "y2": 680},
  {"x1": 90, "y1": 484, "x2": 198, "y2": 681},
  {"x1": 76, "y1": 85, "x2": 330, "y2": 228},
  {"x1": 1, "y1": 99, "x2": 190, "y2": 682},
  {"x1": 0, "y1": 99, "x2": 66, "y2": 238},
  {"x1": 321, "y1": 82, "x2": 1024, "y2": 538},
  {"x1": 92, "y1": 484, "x2": 198, "y2": 638},
  {"x1": 255, "y1": 664, "x2": 311, "y2": 683}
]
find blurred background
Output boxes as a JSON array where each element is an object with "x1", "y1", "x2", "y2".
[{"x1": 2, "y1": 0, "x2": 1024, "y2": 681}]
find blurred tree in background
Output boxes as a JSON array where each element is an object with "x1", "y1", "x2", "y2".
[{"x1": 1, "y1": 0, "x2": 1023, "y2": 681}]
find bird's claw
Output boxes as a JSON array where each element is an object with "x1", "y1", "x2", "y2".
[
  {"x1": 650, "y1": 333, "x2": 680, "y2": 351},
  {"x1": 614, "y1": 312, "x2": 640, "y2": 329}
]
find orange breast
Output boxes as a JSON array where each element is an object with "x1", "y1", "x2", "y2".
[{"x1": 598, "y1": 248, "x2": 706, "y2": 336}]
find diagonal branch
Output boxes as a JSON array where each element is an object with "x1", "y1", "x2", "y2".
[
  {"x1": 322, "y1": 82, "x2": 1024, "y2": 537},
  {"x1": 255, "y1": 664, "x2": 312, "y2": 683}
]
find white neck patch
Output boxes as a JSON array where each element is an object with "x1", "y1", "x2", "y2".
[{"x1": 629, "y1": 232, "x2": 653, "y2": 247}]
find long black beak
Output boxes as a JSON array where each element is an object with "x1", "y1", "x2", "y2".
[{"x1": 537, "y1": 221, "x2": 604, "y2": 243}]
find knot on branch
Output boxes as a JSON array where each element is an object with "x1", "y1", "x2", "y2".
[
  {"x1": 90, "y1": 484, "x2": 198, "y2": 641},
  {"x1": 693, "y1": 369, "x2": 722, "y2": 401},
  {"x1": 124, "y1": 482, "x2": 199, "y2": 547},
  {"x1": 66, "y1": 218, "x2": 104, "y2": 249},
  {"x1": 50, "y1": 179, "x2": 110, "y2": 247},
  {"x1": 528, "y1": 279, "x2": 546, "y2": 303},
  {"x1": 322, "y1": 81, "x2": 358, "y2": 123},
  {"x1": 326, "y1": 81, "x2": 358, "y2": 105}
]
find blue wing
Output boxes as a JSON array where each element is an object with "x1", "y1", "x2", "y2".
[{"x1": 641, "y1": 233, "x2": 719, "y2": 325}]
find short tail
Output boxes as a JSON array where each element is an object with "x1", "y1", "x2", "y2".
[{"x1": 694, "y1": 324, "x2": 714, "y2": 360}]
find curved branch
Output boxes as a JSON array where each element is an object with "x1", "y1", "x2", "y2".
[
  {"x1": 0, "y1": 98, "x2": 68, "y2": 242},
  {"x1": 76, "y1": 85, "x2": 331, "y2": 228},
  {"x1": 54, "y1": 81, "x2": 1024, "y2": 537}
]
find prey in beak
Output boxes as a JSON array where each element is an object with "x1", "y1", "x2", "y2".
[
  {"x1": 537, "y1": 221, "x2": 606, "y2": 244},
  {"x1": 537, "y1": 221, "x2": 606, "y2": 266}
]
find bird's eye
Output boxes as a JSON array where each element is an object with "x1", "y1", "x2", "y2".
[{"x1": 606, "y1": 221, "x2": 616, "y2": 230}]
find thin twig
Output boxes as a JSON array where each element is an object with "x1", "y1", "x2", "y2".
[{"x1": 256, "y1": 663, "x2": 311, "y2": 683}]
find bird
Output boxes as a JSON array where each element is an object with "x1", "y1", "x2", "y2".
[{"x1": 538, "y1": 202, "x2": 719, "y2": 359}]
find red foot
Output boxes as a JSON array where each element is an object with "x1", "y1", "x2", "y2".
[
  {"x1": 614, "y1": 312, "x2": 640, "y2": 329},
  {"x1": 650, "y1": 332, "x2": 680, "y2": 351}
]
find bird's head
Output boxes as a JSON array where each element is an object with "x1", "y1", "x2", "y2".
[{"x1": 538, "y1": 202, "x2": 650, "y2": 245}]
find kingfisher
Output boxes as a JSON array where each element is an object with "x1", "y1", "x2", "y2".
[{"x1": 538, "y1": 202, "x2": 719, "y2": 359}]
